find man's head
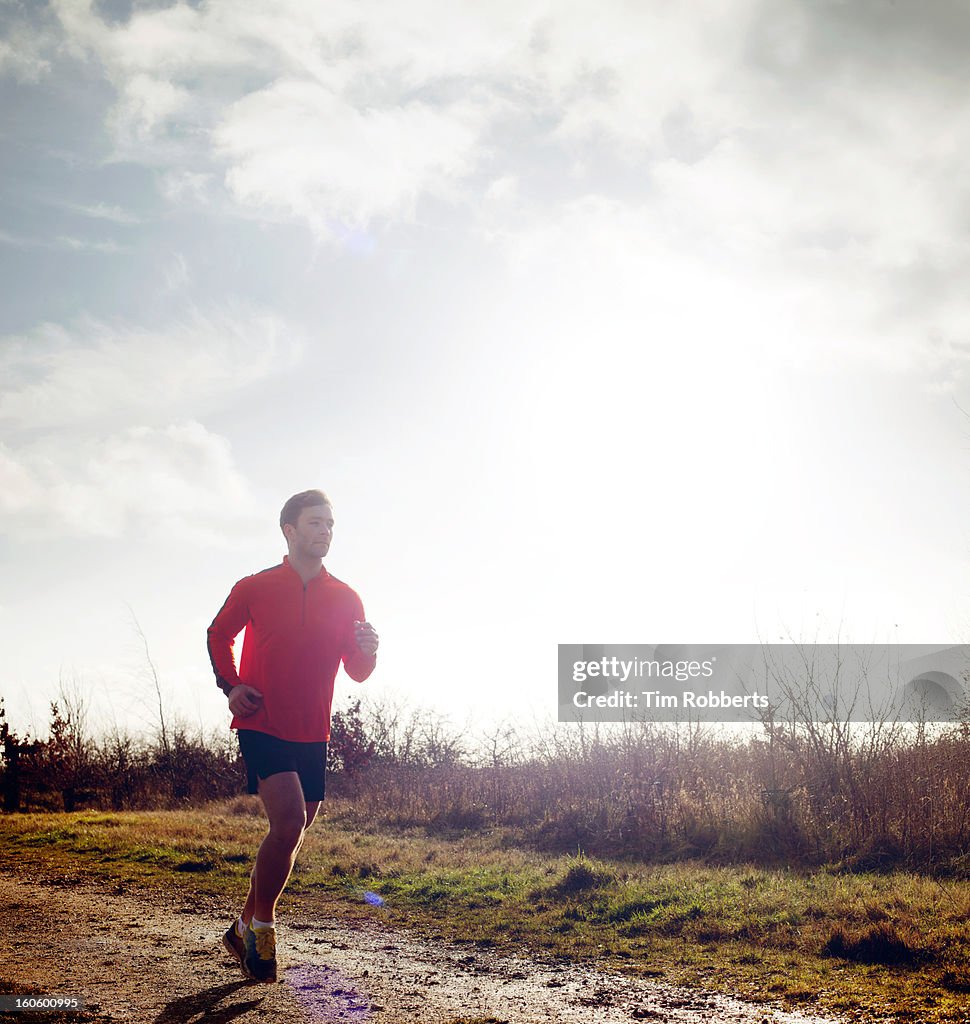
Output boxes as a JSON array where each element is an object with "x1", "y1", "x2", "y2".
[{"x1": 280, "y1": 489, "x2": 334, "y2": 560}]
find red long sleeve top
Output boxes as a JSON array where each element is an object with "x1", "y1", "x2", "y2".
[{"x1": 207, "y1": 556, "x2": 376, "y2": 743}]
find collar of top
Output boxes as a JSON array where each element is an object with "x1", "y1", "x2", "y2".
[{"x1": 282, "y1": 554, "x2": 329, "y2": 581}]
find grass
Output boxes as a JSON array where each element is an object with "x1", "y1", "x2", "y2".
[{"x1": 3, "y1": 803, "x2": 970, "y2": 1023}]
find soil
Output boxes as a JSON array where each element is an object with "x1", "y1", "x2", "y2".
[{"x1": 0, "y1": 869, "x2": 855, "y2": 1024}]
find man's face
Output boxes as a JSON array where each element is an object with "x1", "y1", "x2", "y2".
[{"x1": 287, "y1": 504, "x2": 334, "y2": 559}]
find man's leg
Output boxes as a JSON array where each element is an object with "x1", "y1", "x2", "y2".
[
  {"x1": 241, "y1": 772, "x2": 307, "y2": 924},
  {"x1": 241, "y1": 785, "x2": 320, "y2": 926}
]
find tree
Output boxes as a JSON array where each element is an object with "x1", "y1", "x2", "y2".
[
  {"x1": 329, "y1": 699, "x2": 376, "y2": 778},
  {"x1": 0, "y1": 697, "x2": 39, "y2": 813},
  {"x1": 45, "y1": 677, "x2": 96, "y2": 812}
]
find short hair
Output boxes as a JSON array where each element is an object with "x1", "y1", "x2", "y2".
[{"x1": 280, "y1": 489, "x2": 332, "y2": 532}]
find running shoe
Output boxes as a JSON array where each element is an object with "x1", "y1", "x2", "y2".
[
  {"x1": 222, "y1": 919, "x2": 246, "y2": 967},
  {"x1": 243, "y1": 923, "x2": 278, "y2": 983}
]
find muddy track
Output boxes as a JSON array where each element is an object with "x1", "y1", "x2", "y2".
[{"x1": 0, "y1": 870, "x2": 853, "y2": 1024}]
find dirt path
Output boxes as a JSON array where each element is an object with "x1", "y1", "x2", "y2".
[{"x1": 0, "y1": 870, "x2": 853, "y2": 1024}]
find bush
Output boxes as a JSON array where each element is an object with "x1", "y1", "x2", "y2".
[{"x1": 823, "y1": 920, "x2": 929, "y2": 965}]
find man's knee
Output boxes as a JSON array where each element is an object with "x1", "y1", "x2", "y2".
[
  {"x1": 268, "y1": 812, "x2": 307, "y2": 848},
  {"x1": 258, "y1": 772, "x2": 309, "y2": 847}
]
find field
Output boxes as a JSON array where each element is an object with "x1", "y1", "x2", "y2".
[{"x1": 2, "y1": 803, "x2": 970, "y2": 1022}]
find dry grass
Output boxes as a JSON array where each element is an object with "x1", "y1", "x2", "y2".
[{"x1": 8, "y1": 693, "x2": 970, "y2": 876}]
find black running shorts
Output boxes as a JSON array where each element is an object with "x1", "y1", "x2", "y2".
[{"x1": 236, "y1": 729, "x2": 328, "y2": 802}]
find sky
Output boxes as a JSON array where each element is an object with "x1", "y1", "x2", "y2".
[{"x1": 2, "y1": 0, "x2": 970, "y2": 745}]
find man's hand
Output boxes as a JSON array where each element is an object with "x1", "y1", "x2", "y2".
[
  {"x1": 228, "y1": 684, "x2": 264, "y2": 717},
  {"x1": 354, "y1": 620, "x2": 379, "y2": 657}
]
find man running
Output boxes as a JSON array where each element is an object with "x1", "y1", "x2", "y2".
[{"x1": 207, "y1": 489, "x2": 379, "y2": 983}]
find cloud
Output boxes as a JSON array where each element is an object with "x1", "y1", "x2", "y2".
[
  {"x1": 483, "y1": 192, "x2": 970, "y2": 391},
  {"x1": 0, "y1": 4, "x2": 56, "y2": 83},
  {"x1": 108, "y1": 70, "x2": 193, "y2": 144},
  {"x1": 0, "y1": 229, "x2": 129, "y2": 253},
  {"x1": 55, "y1": 234, "x2": 129, "y2": 253},
  {"x1": 0, "y1": 421, "x2": 256, "y2": 542},
  {"x1": 38, "y1": 1, "x2": 969, "y2": 249},
  {"x1": 58, "y1": 200, "x2": 141, "y2": 224},
  {"x1": 0, "y1": 305, "x2": 306, "y2": 542},
  {"x1": 42, "y1": 1, "x2": 537, "y2": 233},
  {"x1": 215, "y1": 80, "x2": 483, "y2": 233},
  {"x1": 0, "y1": 307, "x2": 302, "y2": 432},
  {"x1": 157, "y1": 169, "x2": 213, "y2": 205},
  {"x1": 0, "y1": 442, "x2": 40, "y2": 514},
  {"x1": 161, "y1": 252, "x2": 189, "y2": 293},
  {"x1": 16, "y1": 0, "x2": 970, "y2": 375},
  {"x1": 0, "y1": 37, "x2": 50, "y2": 82}
]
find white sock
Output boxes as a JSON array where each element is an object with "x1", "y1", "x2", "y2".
[
  {"x1": 251, "y1": 917, "x2": 275, "y2": 930},
  {"x1": 235, "y1": 916, "x2": 247, "y2": 937}
]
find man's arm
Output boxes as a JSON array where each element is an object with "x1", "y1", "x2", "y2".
[
  {"x1": 207, "y1": 580, "x2": 250, "y2": 695},
  {"x1": 343, "y1": 597, "x2": 378, "y2": 682}
]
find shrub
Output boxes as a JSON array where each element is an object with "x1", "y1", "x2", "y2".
[{"x1": 823, "y1": 920, "x2": 929, "y2": 966}]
